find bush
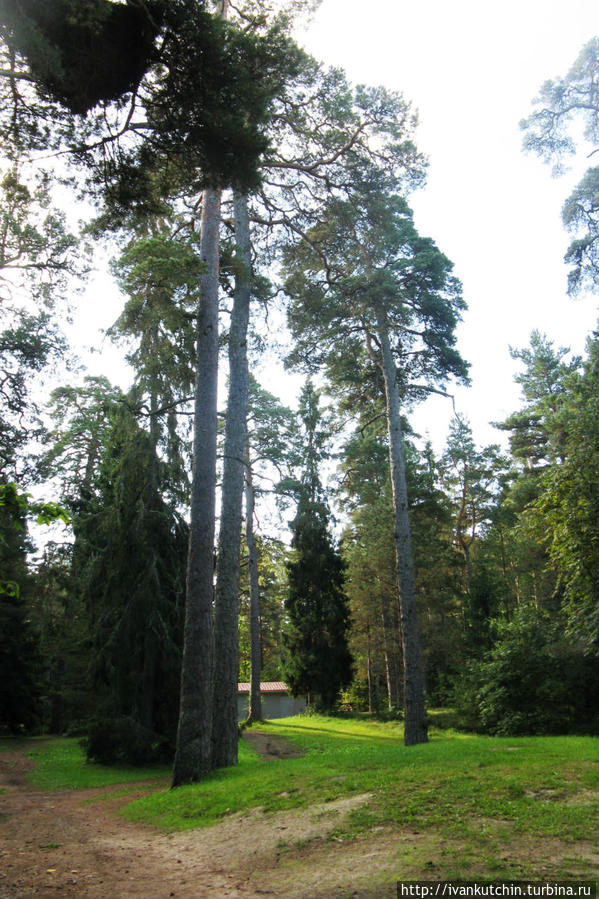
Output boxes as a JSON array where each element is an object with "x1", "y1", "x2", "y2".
[
  {"x1": 455, "y1": 606, "x2": 599, "y2": 736},
  {"x1": 81, "y1": 717, "x2": 173, "y2": 766}
]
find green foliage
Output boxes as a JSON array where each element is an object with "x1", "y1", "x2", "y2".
[
  {"x1": 282, "y1": 383, "x2": 352, "y2": 710},
  {"x1": 0, "y1": 481, "x2": 69, "y2": 595},
  {"x1": 532, "y1": 333, "x2": 599, "y2": 647},
  {"x1": 498, "y1": 331, "x2": 579, "y2": 471},
  {"x1": 0, "y1": 166, "x2": 82, "y2": 305},
  {"x1": 448, "y1": 330, "x2": 599, "y2": 736},
  {"x1": 67, "y1": 400, "x2": 187, "y2": 762},
  {"x1": 146, "y1": 5, "x2": 304, "y2": 192},
  {"x1": 339, "y1": 678, "x2": 371, "y2": 712},
  {"x1": 29, "y1": 543, "x2": 92, "y2": 735},
  {"x1": 0, "y1": 593, "x2": 41, "y2": 733},
  {"x1": 40, "y1": 377, "x2": 125, "y2": 508},
  {"x1": 407, "y1": 443, "x2": 466, "y2": 702},
  {"x1": 339, "y1": 417, "x2": 402, "y2": 712},
  {"x1": 238, "y1": 536, "x2": 288, "y2": 682},
  {"x1": 247, "y1": 375, "x2": 300, "y2": 502},
  {"x1": 1, "y1": 0, "x2": 164, "y2": 113},
  {"x1": 283, "y1": 493, "x2": 353, "y2": 710},
  {"x1": 109, "y1": 230, "x2": 201, "y2": 504},
  {"x1": 1, "y1": 0, "x2": 308, "y2": 218},
  {"x1": 522, "y1": 37, "x2": 599, "y2": 293},
  {"x1": 0, "y1": 481, "x2": 41, "y2": 732},
  {"x1": 0, "y1": 166, "x2": 80, "y2": 484},
  {"x1": 284, "y1": 185, "x2": 468, "y2": 397},
  {"x1": 0, "y1": 310, "x2": 66, "y2": 476},
  {"x1": 82, "y1": 716, "x2": 173, "y2": 766},
  {"x1": 491, "y1": 331, "x2": 599, "y2": 649},
  {"x1": 0, "y1": 481, "x2": 71, "y2": 735},
  {"x1": 457, "y1": 606, "x2": 599, "y2": 736}
]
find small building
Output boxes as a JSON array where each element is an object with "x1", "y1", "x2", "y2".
[{"x1": 237, "y1": 682, "x2": 306, "y2": 721}]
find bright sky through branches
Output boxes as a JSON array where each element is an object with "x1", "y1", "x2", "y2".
[
  {"x1": 297, "y1": 0, "x2": 599, "y2": 448},
  {"x1": 71, "y1": 0, "x2": 599, "y2": 454}
]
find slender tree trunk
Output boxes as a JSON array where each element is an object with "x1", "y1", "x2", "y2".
[
  {"x1": 211, "y1": 193, "x2": 252, "y2": 767},
  {"x1": 172, "y1": 187, "x2": 221, "y2": 786},
  {"x1": 381, "y1": 606, "x2": 393, "y2": 710},
  {"x1": 245, "y1": 450, "x2": 263, "y2": 724},
  {"x1": 463, "y1": 543, "x2": 472, "y2": 595},
  {"x1": 391, "y1": 596, "x2": 403, "y2": 707},
  {"x1": 380, "y1": 595, "x2": 402, "y2": 710},
  {"x1": 377, "y1": 325, "x2": 428, "y2": 746},
  {"x1": 367, "y1": 632, "x2": 373, "y2": 713},
  {"x1": 372, "y1": 650, "x2": 381, "y2": 713}
]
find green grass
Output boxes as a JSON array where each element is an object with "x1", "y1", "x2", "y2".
[
  {"x1": 5, "y1": 718, "x2": 598, "y2": 886},
  {"x1": 22, "y1": 737, "x2": 170, "y2": 790},
  {"x1": 123, "y1": 715, "x2": 599, "y2": 850}
]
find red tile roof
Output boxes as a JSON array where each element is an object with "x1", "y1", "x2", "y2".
[{"x1": 237, "y1": 682, "x2": 289, "y2": 693}]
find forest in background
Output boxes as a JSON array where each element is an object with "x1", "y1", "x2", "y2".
[{"x1": 1, "y1": 1, "x2": 598, "y2": 781}]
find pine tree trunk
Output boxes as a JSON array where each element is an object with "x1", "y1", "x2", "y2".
[
  {"x1": 245, "y1": 452, "x2": 263, "y2": 724},
  {"x1": 211, "y1": 193, "x2": 252, "y2": 767},
  {"x1": 378, "y1": 326, "x2": 428, "y2": 746},
  {"x1": 172, "y1": 187, "x2": 221, "y2": 786},
  {"x1": 367, "y1": 632, "x2": 374, "y2": 714}
]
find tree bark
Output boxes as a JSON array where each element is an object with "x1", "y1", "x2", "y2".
[
  {"x1": 211, "y1": 193, "x2": 252, "y2": 767},
  {"x1": 245, "y1": 449, "x2": 263, "y2": 724},
  {"x1": 378, "y1": 325, "x2": 428, "y2": 746},
  {"x1": 366, "y1": 625, "x2": 374, "y2": 713},
  {"x1": 380, "y1": 593, "x2": 402, "y2": 710},
  {"x1": 172, "y1": 187, "x2": 221, "y2": 786}
]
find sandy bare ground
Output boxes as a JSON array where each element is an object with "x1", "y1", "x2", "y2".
[
  {"x1": 0, "y1": 736, "x2": 387, "y2": 898},
  {"x1": 2, "y1": 736, "x2": 599, "y2": 898}
]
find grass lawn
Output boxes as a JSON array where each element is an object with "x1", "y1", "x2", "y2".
[
  {"x1": 126, "y1": 716, "x2": 599, "y2": 880},
  {"x1": 5, "y1": 717, "x2": 599, "y2": 882},
  {"x1": 10, "y1": 736, "x2": 171, "y2": 790},
  {"x1": 123, "y1": 716, "x2": 598, "y2": 830}
]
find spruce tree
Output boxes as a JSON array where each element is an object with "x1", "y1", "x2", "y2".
[
  {"x1": 0, "y1": 482, "x2": 42, "y2": 732},
  {"x1": 282, "y1": 383, "x2": 352, "y2": 710},
  {"x1": 69, "y1": 400, "x2": 187, "y2": 764}
]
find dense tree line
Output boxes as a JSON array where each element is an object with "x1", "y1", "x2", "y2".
[{"x1": 1, "y1": 4, "x2": 598, "y2": 768}]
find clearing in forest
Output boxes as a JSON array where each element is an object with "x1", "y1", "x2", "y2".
[{"x1": 1, "y1": 716, "x2": 598, "y2": 897}]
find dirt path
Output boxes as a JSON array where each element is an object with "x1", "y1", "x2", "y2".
[
  {"x1": 4, "y1": 739, "x2": 597, "y2": 898},
  {"x1": 240, "y1": 730, "x2": 305, "y2": 760},
  {"x1": 0, "y1": 739, "x2": 384, "y2": 899}
]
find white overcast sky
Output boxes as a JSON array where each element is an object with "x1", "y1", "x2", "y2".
[
  {"x1": 72, "y1": 0, "x2": 599, "y2": 455},
  {"x1": 295, "y1": 0, "x2": 599, "y2": 449}
]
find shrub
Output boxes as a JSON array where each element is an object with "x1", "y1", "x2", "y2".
[
  {"x1": 455, "y1": 606, "x2": 599, "y2": 735},
  {"x1": 82, "y1": 717, "x2": 173, "y2": 766}
]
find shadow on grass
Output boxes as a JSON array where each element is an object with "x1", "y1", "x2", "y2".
[{"x1": 259, "y1": 718, "x2": 407, "y2": 745}]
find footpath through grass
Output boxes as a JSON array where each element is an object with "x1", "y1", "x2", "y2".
[
  {"x1": 2, "y1": 736, "x2": 171, "y2": 790},
  {"x1": 4, "y1": 718, "x2": 598, "y2": 881}
]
